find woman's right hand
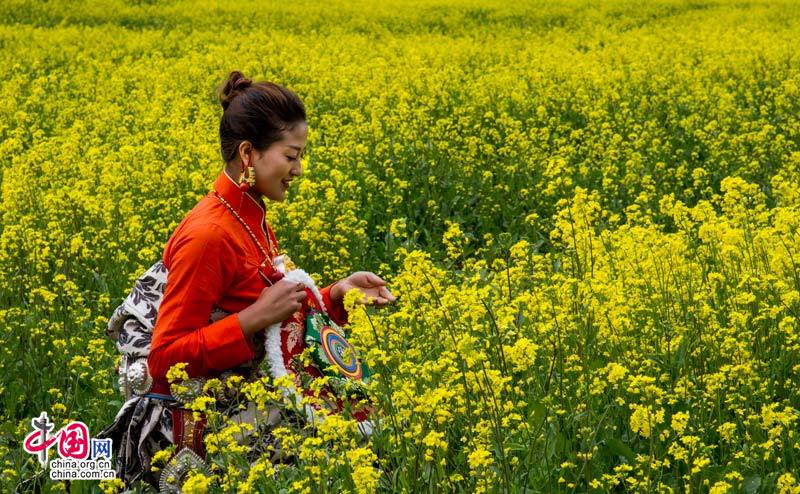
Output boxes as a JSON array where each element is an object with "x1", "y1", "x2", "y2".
[{"x1": 238, "y1": 279, "x2": 307, "y2": 338}]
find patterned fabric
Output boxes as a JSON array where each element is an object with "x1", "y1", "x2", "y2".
[
  {"x1": 96, "y1": 260, "x2": 272, "y2": 489},
  {"x1": 95, "y1": 393, "x2": 175, "y2": 488},
  {"x1": 264, "y1": 269, "x2": 375, "y2": 428},
  {"x1": 106, "y1": 260, "x2": 166, "y2": 356},
  {"x1": 304, "y1": 307, "x2": 372, "y2": 383}
]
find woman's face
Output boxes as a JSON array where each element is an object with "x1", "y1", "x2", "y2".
[{"x1": 240, "y1": 121, "x2": 307, "y2": 202}]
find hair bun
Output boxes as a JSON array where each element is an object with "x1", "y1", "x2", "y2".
[
  {"x1": 218, "y1": 70, "x2": 252, "y2": 110},
  {"x1": 232, "y1": 76, "x2": 251, "y2": 90}
]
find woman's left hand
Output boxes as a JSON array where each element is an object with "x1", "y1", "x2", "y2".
[{"x1": 332, "y1": 271, "x2": 397, "y2": 306}]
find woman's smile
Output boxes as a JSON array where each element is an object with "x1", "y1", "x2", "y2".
[{"x1": 238, "y1": 121, "x2": 306, "y2": 202}]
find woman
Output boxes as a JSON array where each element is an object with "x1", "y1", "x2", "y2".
[{"x1": 97, "y1": 70, "x2": 395, "y2": 490}]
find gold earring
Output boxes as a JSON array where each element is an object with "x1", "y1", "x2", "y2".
[
  {"x1": 246, "y1": 165, "x2": 256, "y2": 187},
  {"x1": 238, "y1": 163, "x2": 256, "y2": 191}
]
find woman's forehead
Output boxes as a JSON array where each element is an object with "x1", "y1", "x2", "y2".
[{"x1": 281, "y1": 123, "x2": 308, "y2": 148}]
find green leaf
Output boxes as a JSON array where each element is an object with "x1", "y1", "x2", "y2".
[
  {"x1": 743, "y1": 475, "x2": 761, "y2": 494},
  {"x1": 604, "y1": 438, "x2": 635, "y2": 463},
  {"x1": 530, "y1": 400, "x2": 547, "y2": 428}
]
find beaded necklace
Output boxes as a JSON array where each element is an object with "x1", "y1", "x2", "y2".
[{"x1": 213, "y1": 190, "x2": 288, "y2": 285}]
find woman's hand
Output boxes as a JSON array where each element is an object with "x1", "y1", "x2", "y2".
[
  {"x1": 332, "y1": 271, "x2": 397, "y2": 307},
  {"x1": 239, "y1": 279, "x2": 308, "y2": 337}
]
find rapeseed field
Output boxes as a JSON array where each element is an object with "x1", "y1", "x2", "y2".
[{"x1": 2, "y1": 0, "x2": 800, "y2": 492}]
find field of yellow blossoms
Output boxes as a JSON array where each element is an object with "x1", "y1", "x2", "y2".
[{"x1": 2, "y1": 0, "x2": 800, "y2": 492}]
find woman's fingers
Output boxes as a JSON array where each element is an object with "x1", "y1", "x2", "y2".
[
  {"x1": 378, "y1": 286, "x2": 396, "y2": 301},
  {"x1": 365, "y1": 272, "x2": 386, "y2": 286},
  {"x1": 345, "y1": 274, "x2": 396, "y2": 306}
]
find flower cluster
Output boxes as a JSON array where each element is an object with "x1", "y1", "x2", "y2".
[{"x1": 3, "y1": 0, "x2": 800, "y2": 492}]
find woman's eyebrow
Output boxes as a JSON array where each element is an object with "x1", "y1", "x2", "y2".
[{"x1": 287, "y1": 144, "x2": 305, "y2": 156}]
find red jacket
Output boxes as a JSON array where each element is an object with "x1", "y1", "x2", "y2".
[{"x1": 147, "y1": 169, "x2": 348, "y2": 386}]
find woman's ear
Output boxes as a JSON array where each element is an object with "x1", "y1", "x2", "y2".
[{"x1": 238, "y1": 140, "x2": 252, "y2": 166}]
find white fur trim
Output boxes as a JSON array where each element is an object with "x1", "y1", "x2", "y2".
[
  {"x1": 265, "y1": 320, "x2": 320, "y2": 424},
  {"x1": 264, "y1": 266, "x2": 331, "y2": 425},
  {"x1": 279, "y1": 267, "x2": 327, "y2": 314}
]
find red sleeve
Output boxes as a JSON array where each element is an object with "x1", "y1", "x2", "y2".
[
  {"x1": 320, "y1": 282, "x2": 349, "y2": 327},
  {"x1": 148, "y1": 222, "x2": 255, "y2": 382}
]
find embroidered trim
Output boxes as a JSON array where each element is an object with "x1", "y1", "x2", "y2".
[
  {"x1": 265, "y1": 268, "x2": 327, "y2": 426},
  {"x1": 221, "y1": 169, "x2": 272, "y2": 245}
]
